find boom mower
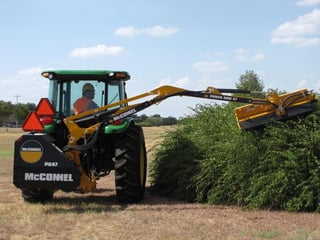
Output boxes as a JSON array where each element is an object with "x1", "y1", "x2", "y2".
[{"x1": 13, "y1": 70, "x2": 318, "y2": 203}]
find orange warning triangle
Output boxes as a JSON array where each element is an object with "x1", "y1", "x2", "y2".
[
  {"x1": 36, "y1": 98, "x2": 55, "y2": 116},
  {"x1": 22, "y1": 112, "x2": 44, "y2": 132}
]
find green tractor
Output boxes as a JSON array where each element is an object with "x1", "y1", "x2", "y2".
[{"x1": 14, "y1": 70, "x2": 147, "y2": 203}]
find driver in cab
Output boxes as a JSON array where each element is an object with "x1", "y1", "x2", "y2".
[{"x1": 73, "y1": 83, "x2": 98, "y2": 114}]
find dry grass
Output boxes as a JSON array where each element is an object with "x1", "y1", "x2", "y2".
[{"x1": 1, "y1": 127, "x2": 320, "y2": 240}]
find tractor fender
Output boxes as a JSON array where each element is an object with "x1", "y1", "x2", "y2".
[{"x1": 104, "y1": 117, "x2": 134, "y2": 134}]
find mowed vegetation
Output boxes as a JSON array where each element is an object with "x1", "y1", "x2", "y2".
[
  {"x1": 150, "y1": 71, "x2": 320, "y2": 212},
  {"x1": 1, "y1": 127, "x2": 320, "y2": 239},
  {"x1": 150, "y1": 103, "x2": 320, "y2": 212}
]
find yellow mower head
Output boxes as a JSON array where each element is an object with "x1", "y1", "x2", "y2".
[{"x1": 235, "y1": 89, "x2": 318, "y2": 130}]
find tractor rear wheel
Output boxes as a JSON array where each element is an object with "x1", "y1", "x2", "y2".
[
  {"x1": 21, "y1": 188, "x2": 54, "y2": 203},
  {"x1": 114, "y1": 124, "x2": 147, "y2": 203}
]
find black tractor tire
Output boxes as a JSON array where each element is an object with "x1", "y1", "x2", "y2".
[
  {"x1": 114, "y1": 124, "x2": 147, "y2": 203},
  {"x1": 21, "y1": 188, "x2": 54, "y2": 203}
]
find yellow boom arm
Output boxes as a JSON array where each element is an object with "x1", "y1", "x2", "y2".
[{"x1": 63, "y1": 85, "x2": 317, "y2": 145}]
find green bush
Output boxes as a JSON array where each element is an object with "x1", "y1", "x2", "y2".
[
  {"x1": 149, "y1": 128, "x2": 201, "y2": 201},
  {"x1": 149, "y1": 103, "x2": 320, "y2": 212},
  {"x1": 244, "y1": 114, "x2": 320, "y2": 211}
]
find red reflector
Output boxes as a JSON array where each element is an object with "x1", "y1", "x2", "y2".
[
  {"x1": 112, "y1": 119, "x2": 124, "y2": 125},
  {"x1": 22, "y1": 112, "x2": 44, "y2": 132},
  {"x1": 39, "y1": 116, "x2": 53, "y2": 125},
  {"x1": 36, "y1": 98, "x2": 55, "y2": 116}
]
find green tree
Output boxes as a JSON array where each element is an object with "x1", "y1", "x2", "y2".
[
  {"x1": 236, "y1": 70, "x2": 264, "y2": 98},
  {"x1": 163, "y1": 116, "x2": 178, "y2": 125},
  {"x1": 146, "y1": 115, "x2": 163, "y2": 126},
  {"x1": 133, "y1": 114, "x2": 148, "y2": 123},
  {"x1": 13, "y1": 103, "x2": 36, "y2": 124},
  {"x1": 0, "y1": 101, "x2": 36, "y2": 126},
  {"x1": 0, "y1": 101, "x2": 13, "y2": 125}
]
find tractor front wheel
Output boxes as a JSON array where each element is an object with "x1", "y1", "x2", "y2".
[{"x1": 114, "y1": 124, "x2": 147, "y2": 203}]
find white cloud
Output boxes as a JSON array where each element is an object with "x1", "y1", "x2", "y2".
[
  {"x1": 159, "y1": 76, "x2": 190, "y2": 88},
  {"x1": 115, "y1": 26, "x2": 137, "y2": 37},
  {"x1": 0, "y1": 67, "x2": 48, "y2": 104},
  {"x1": 175, "y1": 76, "x2": 190, "y2": 87},
  {"x1": 297, "y1": 77, "x2": 320, "y2": 90},
  {"x1": 17, "y1": 66, "x2": 42, "y2": 77},
  {"x1": 271, "y1": 9, "x2": 320, "y2": 47},
  {"x1": 69, "y1": 44, "x2": 126, "y2": 58},
  {"x1": 115, "y1": 25, "x2": 179, "y2": 37},
  {"x1": 296, "y1": 0, "x2": 320, "y2": 6},
  {"x1": 234, "y1": 48, "x2": 266, "y2": 62},
  {"x1": 297, "y1": 79, "x2": 308, "y2": 87},
  {"x1": 204, "y1": 51, "x2": 226, "y2": 58},
  {"x1": 158, "y1": 77, "x2": 171, "y2": 86},
  {"x1": 193, "y1": 61, "x2": 229, "y2": 73}
]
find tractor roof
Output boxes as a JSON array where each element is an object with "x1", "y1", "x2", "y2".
[{"x1": 41, "y1": 70, "x2": 130, "y2": 82}]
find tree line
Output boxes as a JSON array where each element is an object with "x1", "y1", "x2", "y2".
[
  {"x1": 0, "y1": 101, "x2": 36, "y2": 127},
  {"x1": 133, "y1": 114, "x2": 178, "y2": 126},
  {"x1": 0, "y1": 100, "x2": 178, "y2": 127}
]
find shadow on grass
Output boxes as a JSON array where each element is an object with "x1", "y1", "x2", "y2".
[
  {"x1": 42, "y1": 187, "x2": 194, "y2": 214},
  {"x1": 44, "y1": 193, "x2": 127, "y2": 214}
]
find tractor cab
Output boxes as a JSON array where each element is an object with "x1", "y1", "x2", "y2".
[
  {"x1": 39, "y1": 70, "x2": 131, "y2": 146},
  {"x1": 42, "y1": 70, "x2": 130, "y2": 117}
]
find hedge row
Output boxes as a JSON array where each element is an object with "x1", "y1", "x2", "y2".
[{"x1": 149, "y1": 103, "x2": 320, "y2": 212}]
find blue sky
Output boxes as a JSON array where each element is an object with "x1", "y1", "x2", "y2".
[{"x1": 0, "y1": 0, "x2": 319, "y2": 117}]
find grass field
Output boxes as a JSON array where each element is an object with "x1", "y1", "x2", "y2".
[{"x1": 1, "y1": 127, "x2": 320, "y2": 240}]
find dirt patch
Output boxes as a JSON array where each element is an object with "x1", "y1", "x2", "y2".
[{"x1": 1, "y1": 127, "x2": 320, "y2": 240}]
